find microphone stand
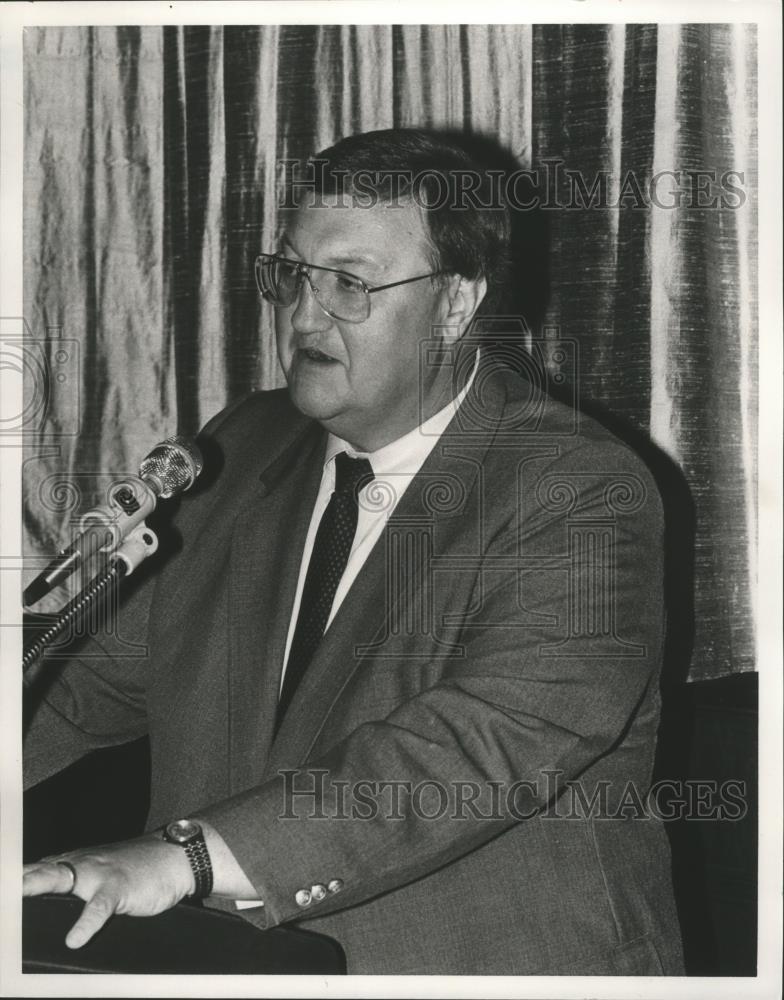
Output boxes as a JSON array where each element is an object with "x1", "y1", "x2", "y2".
[{"x1": 22, "y1": 522, "x2": 158, "y2": 678}]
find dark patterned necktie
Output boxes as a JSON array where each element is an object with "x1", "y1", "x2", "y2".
[{"x1": 275, "y1": 451, "x2": 374, "y2": 731}]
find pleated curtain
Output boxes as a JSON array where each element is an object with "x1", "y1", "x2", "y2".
[{"x1": 22, "y1": 23, "x2": 757, "y2": 681}]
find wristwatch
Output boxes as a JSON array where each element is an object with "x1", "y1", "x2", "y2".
[{"x1": 162, "y1": 819, "x2": 214, "y2": 899}]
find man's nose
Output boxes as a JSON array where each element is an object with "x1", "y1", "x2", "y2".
[{"x1": 290, "y1": 274, "x2": 333, "y2": 334}]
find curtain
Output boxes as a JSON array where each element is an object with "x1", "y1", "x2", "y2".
[{"x1": 22, "y1": 23, "x2": 757, "y2": 681}]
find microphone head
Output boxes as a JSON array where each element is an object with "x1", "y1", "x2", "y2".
[{"x1": 138, "y1": 436, "x2": 204, "y2": 499}]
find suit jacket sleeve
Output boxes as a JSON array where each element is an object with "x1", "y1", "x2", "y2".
[{"x1": 197, "y1": 435, "x2": 666, "y2": 928}]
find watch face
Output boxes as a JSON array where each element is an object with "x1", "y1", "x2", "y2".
[{"x1": 166, "y1": 819, "x2": 201, "y2": 843}]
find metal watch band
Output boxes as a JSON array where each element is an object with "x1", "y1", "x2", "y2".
[
  {"x1": 182, "y1": 834, "x2": 213, "y2": 899},
  {"x1": 163, "y1": 821, "x2": 214, "y2": 899}
]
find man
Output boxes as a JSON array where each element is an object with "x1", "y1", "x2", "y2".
[{"x1": 23, "y1": 128, "x2": 684, "y2": 974}]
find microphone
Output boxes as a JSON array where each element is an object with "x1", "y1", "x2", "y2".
[
  {"x1": 137, "y1": 437, "x2": 203, "y2": 499},
  {"x1": 23, "y1": 437, "x2": 203, "y2": 607}
]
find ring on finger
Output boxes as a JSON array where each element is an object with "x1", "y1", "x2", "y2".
[{"x1": 56, "y1": 860, "x2": 78, "y2": 894}]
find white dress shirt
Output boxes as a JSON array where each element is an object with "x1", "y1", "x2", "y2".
[
  {"x1": 234, "y1": 353, "x2": 479, "y2": 909},
  {"x1": 280, "y1": 351, "x2": 480, "y2": 689}
]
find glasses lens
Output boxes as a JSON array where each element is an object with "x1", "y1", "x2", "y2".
[
  {"x1": 257, "y1": 256, "x2": 301, "y2": 306},
  {"x1": 256, "y1": 257, "x2": 370, "y2": 322},
  {"x1": 314, "y1": 269, "x2": 369, "y2": 322}
]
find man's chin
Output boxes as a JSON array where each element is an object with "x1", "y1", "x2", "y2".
[{"x1": 286, "y1": 382, "x2": 346, "y2": 424}]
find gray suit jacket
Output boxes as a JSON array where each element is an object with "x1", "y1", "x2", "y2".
[{"x1": 25, "y1": 359, "x2": 684, "y2": 974}]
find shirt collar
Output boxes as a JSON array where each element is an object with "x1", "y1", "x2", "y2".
[{"x1": 324, "y1": 349, "x2": 480, "y2": 480}]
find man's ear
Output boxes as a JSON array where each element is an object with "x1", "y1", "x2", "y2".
[{"x1": 438, "y1": 274, "x2": 488, "y2": 344}]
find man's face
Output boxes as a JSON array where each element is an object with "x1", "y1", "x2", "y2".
[{"x1": 274, "y1": 196, "x2": 451, "y2": 451}]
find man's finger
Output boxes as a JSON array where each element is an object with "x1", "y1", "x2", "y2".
[
  {"x1": 22, "y1": 862, "x2": 76, "y2": 897},
  {"x1": 65, "y1": 891, "x2": 117, "y2": 949}
]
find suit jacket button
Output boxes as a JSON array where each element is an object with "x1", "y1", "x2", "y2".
[
  {"x1": 295, "y1": 889, "x2": 312, "y2": 908},
  {"x1": 327, "y1": 879, "x2": 344, "y2": 894},
  {"x1": 311, "y1": 883, "x2": 327, "y2": 901}
]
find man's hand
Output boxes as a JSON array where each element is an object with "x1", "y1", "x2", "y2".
[{"x1": 22, "y1": 834, "x2": 195, "y2": 949}]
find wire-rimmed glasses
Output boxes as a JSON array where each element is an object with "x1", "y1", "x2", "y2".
[{"x1": 255, "y1": 253, "x2": 444, "y2": 323}]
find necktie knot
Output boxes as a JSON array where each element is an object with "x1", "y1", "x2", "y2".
[{"x1": 334, "y1": 452, "x2": 374, "y2": 500}]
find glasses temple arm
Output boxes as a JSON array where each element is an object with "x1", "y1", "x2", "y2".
[{"x1": 366, "y1": 271, "x2": 445, "y2": 294}]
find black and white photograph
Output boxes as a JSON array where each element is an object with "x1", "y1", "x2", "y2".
[{"x1": 1, "y1": 1, "x2": 781, "y2": 996}]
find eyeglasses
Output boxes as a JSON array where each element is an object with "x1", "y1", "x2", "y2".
[{"x1": 255, "y1": 253, "x2": 444, "y2": 323}]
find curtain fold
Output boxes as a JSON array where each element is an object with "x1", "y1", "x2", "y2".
[{"x1": 22, "y1": 23, "x2": 757, "y2": 681}]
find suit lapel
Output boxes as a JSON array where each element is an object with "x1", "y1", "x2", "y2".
[
  {"x1": 226, "y1": 419, "x2": 326, "y2": 794},
  {"x1": 264, "y1": 358, "x2": 511, "y2": 773}
]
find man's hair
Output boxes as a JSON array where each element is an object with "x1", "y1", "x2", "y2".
[{"x1": 298, "y1": 128, "x2": 513, "y2": 313}]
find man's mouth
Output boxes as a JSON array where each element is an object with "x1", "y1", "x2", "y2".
[{"x1": 299, "y1": 347, "x2": 339, "y2": 364}]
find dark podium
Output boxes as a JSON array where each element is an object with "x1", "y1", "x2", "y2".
[{"x1": 23, "y1": 896, "x2": 346, "y2": 974}]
